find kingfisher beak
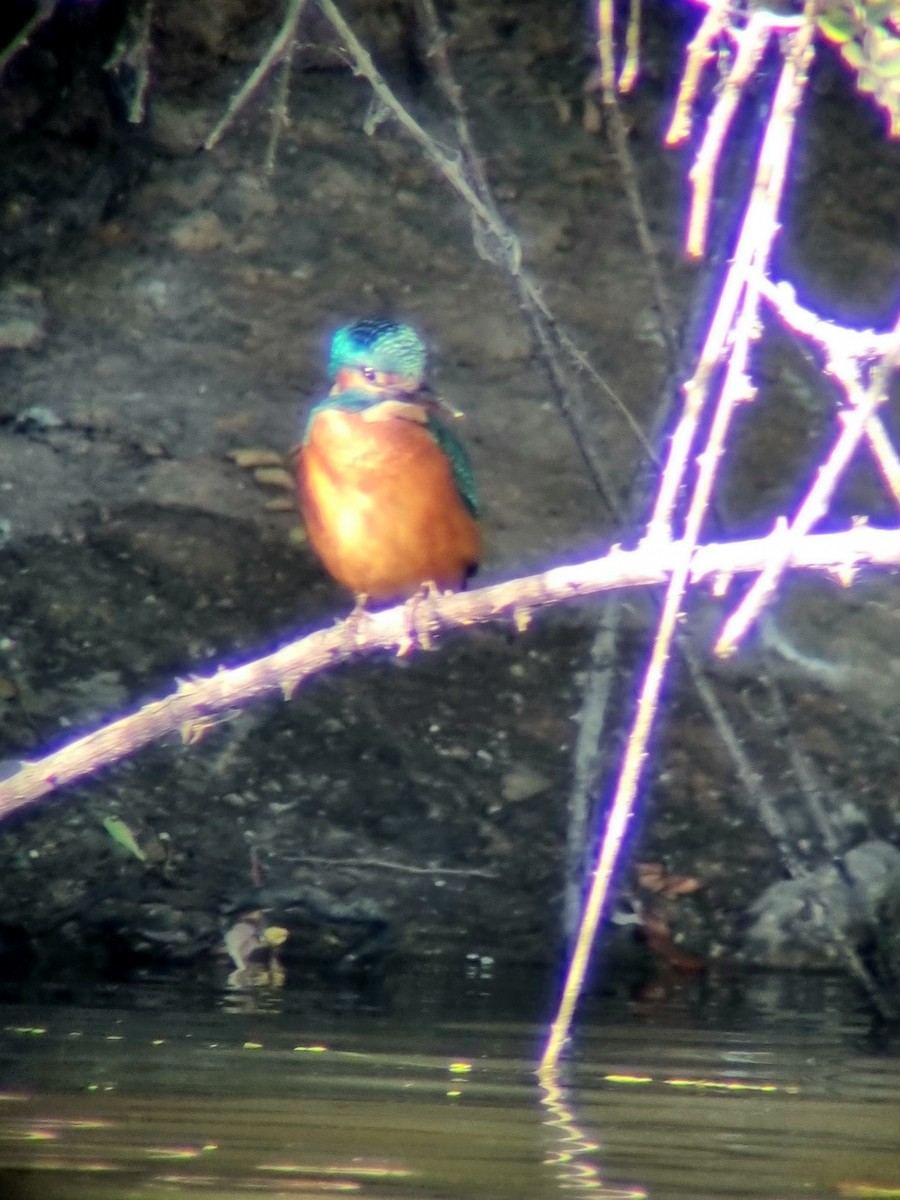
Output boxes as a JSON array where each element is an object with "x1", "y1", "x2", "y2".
[{"x1": 414, "y1": 382, "x2": 465, "y2": 420}]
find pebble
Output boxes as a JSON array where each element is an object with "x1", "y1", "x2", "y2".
[
  {"x1": 501, "y1": 765, "x2": 551, "y2": 802},
  {"x1": 14, "y1": 405, "x2": 64, "y2": 431},
  {"x1": 149, "y1": 98, "x2": 210, "y2": 155},
  {"x1": 0, "y1": 283, "x2": 47, "y2": 351},
  {"x1": 741, "y1": 839, "x2": 900, "y2": 967},
  {"x1": 168, "y1": 210, "x2": 226, "y2": 253}
]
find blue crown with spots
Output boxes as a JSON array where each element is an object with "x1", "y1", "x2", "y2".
[{"x1": 328, "y1": 319, "x2": 427, "y2": 382}]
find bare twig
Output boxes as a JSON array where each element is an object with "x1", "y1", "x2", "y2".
[
  {"x1": 618, "y1": 0, "x2": 642, "y2": 94},
  {"x1": 715, "y1": 313, "x2": 900, "y2": 656},
  {"x1": 281, "y1": 856, "x2": 497, "y2": 878},
  {"x1": 1, "y1": 523, "x2": 896, "y2": 820},
  {"x1": 543, "y1": 7, "x2": 819, "y2": 1069},
  {"x1": 0, "y1": 0, "x2": 58, "y2": 82},
  {"x1": 562, "y1": 613, "x2": 619, "y2": 939},
  {"x1": 204, "y1": 0, "x2": 311, "y2": 152},
  {"x1": 665, "y1": 0, "x2": 730, "y2": 147},
  {"x1": 760, "y1": 278, "x2": 900, "y2": 505},
  {"x1": 665, "y1": 1, "x2": 806, "y2": 149},
  {"x1": 264, "y1": 41, "x2": 295, "y2": 175},
  {"x1": 685, "y1": 13, "x2": 770, "y2": 259},
  {"x1": 105, "y1": 0, "x2": 154, "y2": 124},
  {"x1": 591, "y1": 0, "x2": 677, "y2": 353},
  {"x1": 646, "y1": 6, "x2": 816, "y2": 545}
]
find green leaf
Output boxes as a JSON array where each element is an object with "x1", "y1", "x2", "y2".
[
  {"x1": 840, "y1": 39, "x2": 866, "y2": 68},
  {"x1": 102, "y1": 816, "x2": 147, "y2": 862},
  {"x1": 819, "y1": 12, "x2": 857, "y2": 43},
  {"x1": 871, "y1": 29, "x2": 900, "y2": 76},
  {"x1": 862, "y1": 1, "x2": 897, "y2": 25}
]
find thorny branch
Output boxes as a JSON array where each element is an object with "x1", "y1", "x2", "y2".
[
  {"x1": 543, "y1": 0, "x2": 900, "y2": 1064},
  {"x1": 759, "y1": 277, "x2": 900, "y2": 504},
  {"x1": 1, "y1": 524, "x2": 897, "y2": 820},
  {"x1": 715, "y1": 313, "x2": 900, "y2": 656},
  {"x1": 589, "y1": 0, "x2": 677, "y2": 352}
]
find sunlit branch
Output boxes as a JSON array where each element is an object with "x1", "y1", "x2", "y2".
[
  {"x1": 618, "y1": 0, "x2": 642, "y2": 95},
  {"x1": 543, "y1": 8, "x2": 819, "y2": 1070},
  {"x1": 647, "y1": 5, "x2": 816, "y2": 545},
  {"x1": 665, "y1": 0, "x2": 727, "y2": 147},
  {"x1": 714, "y1": 313, "x2": 900, "y2": 657},
  {"x1": 1, "y1": 523, "x2": 896, "y2": 822},
  {"x1": 685, "y1": 13, "x2": 769, "y2": 259},
  {"x1": 760, "y1": 278, "x2": 900, "y2": 504},
  {"x1": 666, "y1": 0, "x2": 806, "y2": 150}
]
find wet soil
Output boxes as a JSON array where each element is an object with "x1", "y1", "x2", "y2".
[{"x1": 0, "y1": 0, "x2": 898, "y2": 996}]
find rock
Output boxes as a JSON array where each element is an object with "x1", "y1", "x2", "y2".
[
  {"x1": 13, "y1": 406, "x2": 64, "y2": 431},
  {"x1": 148, "y1": 98, "x2": 211, "y2": 155},
  {"x1": 168, "y1": 210, "x2": 227, "y2": 253},
  {"x1": 501, "y1": 765, "x2": 551, "y2": 803},
  {"x1": 0, "y1": 284, "x2": 47, "y2": 351},
  {"x1": 741, "y1": 839, "x2": 900, "y2": 968},
  {"x1": 231, "y1": 173, "x2": 278, "y2": 223},
  {"x1": 517, "y1": 204, "x2": 570, "y2": 259}
]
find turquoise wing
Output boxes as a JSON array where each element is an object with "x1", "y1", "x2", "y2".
[{"x1": 427, "y1": 415, "x2": 480, "y2": 519}]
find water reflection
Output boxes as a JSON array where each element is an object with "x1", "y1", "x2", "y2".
[{"x1": 0, "y1": 967, "x2": 897, "y2": 1200}]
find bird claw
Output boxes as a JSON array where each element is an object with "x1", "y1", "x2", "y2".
[
  {"x1": 334, "y1": 595, "x2": 373, "y2": 647},
  {"x1": 396, "y1": 582, "x2": 442, "y2": 656}
]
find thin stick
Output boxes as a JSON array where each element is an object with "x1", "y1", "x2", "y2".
[
  {"x1": 715, "y1": 314, "x2": 900, "y2": 656},
  {"x1": 264, "y1": 41, "x2": 295, "y2": 175},
  {"x1": 593, "y1": 0, "x2": 677, "y2": 356},
  {"x1": 282, "y1": 856, "x2": 496, "y2": 878},
  {"x1": 562, "y1": 615, "x2": 619, "y2": 940},
  {"x1": 0, "y1": 0, "x2": 58, "y2": 81},
  {"x1": 665, "y1": 0, "x2": 729, "y2": 147},
  {"x1": 618, "y1": 0, "x2": 642, "y2": 94},
  {"x1": 204, "y1": 0, "x2": 310, "y2": 152},
  {"x1": 542, "y1": 9, "x2": 819, "y2": 1069},
  {"x1": 759, "y1": 278, "x2": 900, "y2": 505},
  {"x1": 685, "y1": 13, "x2": 770, "y2": 258}
]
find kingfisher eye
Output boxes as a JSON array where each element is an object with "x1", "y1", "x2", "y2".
[{"x1": 362, "y1": 367, "x2": 378, "y2": 383}]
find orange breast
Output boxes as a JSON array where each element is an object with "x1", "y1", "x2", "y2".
[{"x1": 296, "y1": 407, "x2": 480, "y2": 602}]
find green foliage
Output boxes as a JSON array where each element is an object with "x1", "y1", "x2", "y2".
[
  {"x1": 818, "y1": 0, "x2": 900, "y2": 136},
  {"x1": 102, "y1": 816, "x2": 147, "y2": 862}
]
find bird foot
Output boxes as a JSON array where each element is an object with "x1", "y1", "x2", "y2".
[
  {"x1": 396, "y1": 582, "x2": 443, "y2": 656},
  {"x1": 336, "y1": 595, "x2": 373, "y2": 647}
]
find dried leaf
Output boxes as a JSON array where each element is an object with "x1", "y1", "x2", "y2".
[{"x1": 636, "y1": 861, "x2": 702, "y2": 896}]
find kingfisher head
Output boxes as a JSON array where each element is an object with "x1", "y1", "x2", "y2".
[{"x1": 328, "y1": 319, "x2": 427, "y2": 397}]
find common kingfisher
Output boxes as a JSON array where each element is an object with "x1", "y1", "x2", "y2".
[{"x1": 295, "y1": 319, "x2": 481, "y2": 604}]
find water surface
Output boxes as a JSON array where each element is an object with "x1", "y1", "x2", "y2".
[{"x1": 0, "y1": 967, "x2": 897, "y2": 1200}]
